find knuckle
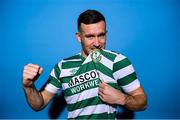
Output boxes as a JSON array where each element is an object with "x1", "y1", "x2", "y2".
[
  {"x1": 34, "y1": 64, "x2": 40, "y2": 68},
  {"x1": 33, "y1": 72, "x2": 38, "y2": 77},
  {"x1": 35, "y1": 68, "x2": 39, "y2": 72},
  {"x1": 27, "y1": 63, "x2": 32, "y2": 66},
  {"x1": 24, "y1": 65, "x2": 28, "y2": 70}
]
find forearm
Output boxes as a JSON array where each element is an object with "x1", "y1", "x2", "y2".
[
  {"x1": 98, "y1": 82, "x2": 147, "y2": 111},
  {"x1": 124, "y1": 94, "x2": 147, "y2": 111},
  {"x1": 23, "y1": 85, "x2": 44, "y2": 111}
]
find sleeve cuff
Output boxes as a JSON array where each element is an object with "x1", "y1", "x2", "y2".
[
  {"x1": 121, "y1": 79, "x2": 140, "y2": 93},
  {"x1": 45, "y1": 83, "x2": 60, "y2": 94}
]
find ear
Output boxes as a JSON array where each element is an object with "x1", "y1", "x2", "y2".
[{"x1": 76, "y1": 32, "x2": 81, "y2": 43}]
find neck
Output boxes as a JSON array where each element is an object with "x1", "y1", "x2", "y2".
[{"x1": 81, "y1": 51, "x2": 88, "y2": 58}]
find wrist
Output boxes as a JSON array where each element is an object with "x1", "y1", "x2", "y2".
[
  {"x1": 122, "y1": 94, "x2": 127, "y2": 105},
  {"x1": 116, "y1": 93, "x2": 127, "y2": 105},
  {"x1": 23, "y1": 83, "x2": 35, "y2": 90}
]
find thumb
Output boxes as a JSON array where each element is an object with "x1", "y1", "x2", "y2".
[
  {"x1": 100, "y1": 80, "x2": 107, "y2": 86},
  {"x1": 101, "y1": 80, "x2": 106, "y2": 84},
  {"x1": 38, "y1": 67, "x2": 43, "y2": 74}
]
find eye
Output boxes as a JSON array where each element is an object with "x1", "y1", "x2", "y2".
[
  {"x1": 98, "y1": 33, "x2": 106, "y2": 39},
  {"x1": 86, "y1": 35, "x2": 95, "y2": 40}
]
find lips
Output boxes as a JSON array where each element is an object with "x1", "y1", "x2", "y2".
[{"x1": 91, "y1": 47, "x2": 102, "y2": 50}]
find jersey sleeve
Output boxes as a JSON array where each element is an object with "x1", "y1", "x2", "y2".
[
  {"x1": 45, "y1": 61, "x2": 62, "y2": 94},
  {"x1": 113, "y1": 54, "x2": 140, "y2": 93}
]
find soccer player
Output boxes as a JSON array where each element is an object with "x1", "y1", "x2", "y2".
[{"x1": 22, "y1": 9, "x2": 147, "y2": 119}]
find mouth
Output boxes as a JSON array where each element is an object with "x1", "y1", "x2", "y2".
[
  {"x1": 91, "y1": 47, "x2": 102, "y2": 50},
  {"x1": 92, "y1": 48, "x2": 101, "y2": 50},
  {"x1": 90, "y1": 48, "x2": 101, "y2": 53},
  {"x1": 90, "y1": 48, "x2": 102, "y2": 54}
]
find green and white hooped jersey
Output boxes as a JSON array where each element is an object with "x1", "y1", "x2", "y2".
[{"x1": 45, "y1": 49, "x2": 140, "y2": 119}]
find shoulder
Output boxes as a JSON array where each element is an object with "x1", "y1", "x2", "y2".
[
  {"x1": 52, "y1": 54, "x2": 80, "y2": 67},
  {"x1": 101, "y1": 49, "x2": 127, "y2": 62},
  {"x1": 56, "y1": 54, "x2": 81, "y2": 64},
  {"x1": 55, "y1": 54, "x2": 82, "y2": 69},
  {"x1": 63, "y1": 54, "x2": 81, "y2": 61}
]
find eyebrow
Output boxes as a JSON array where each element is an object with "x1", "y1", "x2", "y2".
[
  {"x1": 98, "y1": 32, "x2": 106, "y2": 37},
  {"x1": 84, "y1": 32, "x2": 107, "y2": 37}
]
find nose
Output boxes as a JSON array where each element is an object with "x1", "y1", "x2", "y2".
[{"x1": 93, "y1": 37, "x2": 100, "y2": 48}]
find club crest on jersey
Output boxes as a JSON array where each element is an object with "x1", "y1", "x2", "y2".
[{"x1": 91, "y1": 49, "x2": 101, "y2": 63}]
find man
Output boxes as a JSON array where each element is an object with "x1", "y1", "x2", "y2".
[{"x1": 23, "y1": 9, "x2": 147, "y2": 119}]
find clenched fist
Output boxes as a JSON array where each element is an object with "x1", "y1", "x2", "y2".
[{"x1": 22, "y1": 63, "x2": 43, "y2": 88}]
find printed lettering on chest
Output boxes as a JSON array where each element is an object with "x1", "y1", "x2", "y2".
[{"x1": 66, "y1": 70, "x2": 100, "y2": 95}]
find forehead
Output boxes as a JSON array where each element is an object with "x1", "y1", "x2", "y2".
[{"x1": 80, "y1": 21, "x2": 106, "y2": 34}]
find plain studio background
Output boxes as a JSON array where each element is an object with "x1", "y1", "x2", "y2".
[{"x1": 0, "y1": 0, "x2": 179, "y2": 119}]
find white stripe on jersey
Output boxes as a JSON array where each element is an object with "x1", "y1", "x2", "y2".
[
  {"x1": 61, "y1": 83, "x2": 69, "y2": 90},
  {"x1": 82, "y1": 54, "x2": 92, "y2": 65},
  {"x1": 121, "y1": 79, "x2": 140, "y2": 93},
  {"x1": 100, "y1": 55, "x2": 113, "y2": 70},
  {"x1": 114, "y1": 54, "x2": 126, "y2": 63},
  {"x1": 60, "y1": 67, "x2": 79, "y2": 78},
  {"x1": 62, "y1": 59, "x2": 82, "y2": 62},
  {"x1": 113, "y1": 64, "x2": 135, "y2": 80},
  {"x1": 50, "y1": 69, "x2": 58, "y2": 79},
  {"x1": 65, "y1": 87, "x2": 99, "y2": 104},
  {"x1": 45, "y1": 83, "x2": 60, "y2": 93},
  {"x1": 50, "y1": 61, "x2": 62, "y2": 79},
  {"x1": 68, "y1": 104, "x2": 116, "y2": 118},
  {"x1": 97, "y1": 70, "x2": 116, "y2": 83},
  {"x1": 102, "y1": 49, "x2": 118, "y2": 56},
  {"x1": 57, "y1": 61, "x2": 62, "y2": 70}
]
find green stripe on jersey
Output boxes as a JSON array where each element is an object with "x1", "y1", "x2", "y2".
[
  {"x1": 49, "y1": 76, "x2": 61, "y2": 88},
  {"x1": 54, "y1": 64, "x2": 61, "y2": 79},
  {"x1": 61, "y1": 77, "x2": 71, "y2": 83},
  {"x1": 96, "y1": 63, "x2": 114, "y2": 79},
  {"x1": 108, "y1": 82, "x2": 122, "y2": 91},
  {"x1": 117, "y1": 72, "x2": 137, "y2": 86},
  {"x1": 113, "y1": 58, "x2": 131, "y2": 72},
  {"x1": 67, "y1": 96, "x2": 103, "y2": 111},
  {"x1": 101, "y1": 49, "x2": 117, "y2": 61},
  {"x1": 63, "y1": 54, "x2": 81, "y2": 60},
  {"x1": 62, "y1": 60, "x2": 82, "y2": 69},
  {"x1": 74, "y1": 62, "x2": 95, "y2": 75}
]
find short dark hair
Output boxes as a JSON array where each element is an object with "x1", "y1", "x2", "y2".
[{"x1": 77, "y1": 9, "x2": 106, "y2": 32}]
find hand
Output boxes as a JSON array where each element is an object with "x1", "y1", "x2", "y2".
[
  {"x1": 98, "y1": 81, "x2": 126, "y2": 105},
  {"x1": 22, "y1": 63, "x2": 43, "y2": 88}
]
